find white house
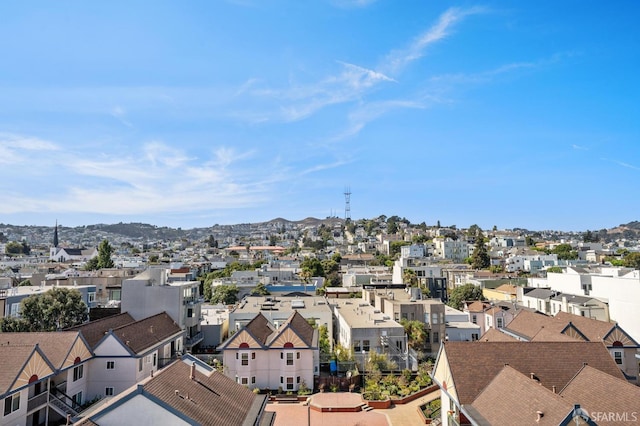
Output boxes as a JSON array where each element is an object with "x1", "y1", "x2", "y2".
[{"x1": 218, "y1": 311, "x2": 318, "y2": 392}]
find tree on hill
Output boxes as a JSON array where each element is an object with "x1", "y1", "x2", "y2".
[
  {"x1": 551, "y1": 243, "x2": 578, "y2": 260},
  {"x1": 622, "y1": 252, "x2": 640, "y2": 269},
  {"x1": 448, "y1": 284, "x2": 485, "y2": 310},
  {"x1": 470, "y1": 236, "x2": 490, "y2": 270},
  {"x1": 209, "y1": 284, "x2": 239, "y2": 305},
  {"x1": 85, "y1": 239, "x2": 115, "y2": 270},
  {"x1": 1, "y1": 288, "x2": 89, "y2": 332}
]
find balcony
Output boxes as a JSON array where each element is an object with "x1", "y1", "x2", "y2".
[
  {"x1": 185, "y1": 331, "x2": 204, "y2": 347},
  {"x1": 27, "y1": 391, "x2": 49, "y2": 412},
  {"x1": 184, "y1": 296, "x2": 204, "y2": 305}
]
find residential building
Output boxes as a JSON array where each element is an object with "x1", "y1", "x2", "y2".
[
  {"x1": 0, "y1": 284, "x2": 97, "y2": 319},
  {"x1": 229, "y1": 294, "x2": 333, "y2": 348},
  {"x1": 73, "y1": 356, "x2": 272, "y2": 426},
  {"x1": 529, "y1": 266, "x2": 640, "y2": 342},
  {"x1": 0, "y1": 331, "x2": 93, "y2": 426},
  {"x1": 121, "y1": 267, "x2": 203, "y2": 350},
  {"x1": 218, "y1": 311, "x2": 318, "y2": 392},
  {"x1": 364, "y1": 288, "x2": 445, "y2": 357},
  {"x1": 501, "y1": 309, "x2": 639, "y2": 383},
  {"x1": 432, "y1": 341, "x2": 630, "y2": 426},
  {"x1": 332, "y1": 298, "x2": 407, "y2": 369}
]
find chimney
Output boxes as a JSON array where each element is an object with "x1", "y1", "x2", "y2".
[
  {"x1": 536, "y1": 411, "x2": 544, "y2": 423},
  {"x1": 552, "y1": 385, "x2": 556, "y2": 393},
  {"x1": 150, "y1": 325, "x2": 154, "y2": 333},
  {"x1": 190, "y1": 362, "x2": 196, "y2": 380}
]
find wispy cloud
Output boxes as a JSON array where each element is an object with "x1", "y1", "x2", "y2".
[
  {"x1": 572, "y1": 144, "x2": 589, "y2": 150},
  {"x1": 0, "y1": 135, "x2": 284, "y2": 216},
  {"x1": 331, "y1": 0, "x2": 378, "y2": 8},
  {"x1": 382, "y1": 6, "x2": 486, "y2": 75},
  {"x1": 605, "y1": 158, "x2": 640, "y2": 171},
  {"x1": 110, "y1": 106, "x2": 133, "y2": 127},
  {"x1": 0, "y1": 134, "x2": 59, "y2": 164}
]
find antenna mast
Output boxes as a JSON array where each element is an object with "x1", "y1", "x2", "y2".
[{"x1": 344, "y1": 186, "x2": 351, "y2": 221}]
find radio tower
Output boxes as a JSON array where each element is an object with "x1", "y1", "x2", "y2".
[{"x1": 344, "y1": 186, "x2": 351, "y2": 221}]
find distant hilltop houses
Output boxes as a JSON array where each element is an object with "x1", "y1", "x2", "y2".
[{"x1": 0, "y1": 217, "x2": 639, "y2": 425}]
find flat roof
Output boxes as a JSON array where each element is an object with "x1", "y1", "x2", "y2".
[
  {"x1": 333, "y1": 299, "x2": 403, "y2": 330},
  {"x1": 232, "y1": 295, "x2": 332, "y2": 316}
]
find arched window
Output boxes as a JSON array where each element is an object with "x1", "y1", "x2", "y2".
[
  {"x1": 283, "y1": 342, "x2": 294, "y2": 348},
  {"x1": 239, "y1": 342, "x2": 250, "y2": 349}
]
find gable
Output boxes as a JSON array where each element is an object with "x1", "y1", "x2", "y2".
[
  {"x1": 11, "y1": 349, "x2": 54, "y2": 392},
  {"x1": 602, "y1": 325, "x2": 639, "y2": 348},
  {"x1": 94, "y1": 334, "x2": 133, "y2": 356},
  {"x1": 270, "y1": 326, "x2": 310, "y2": 349},
  {"x1": 62, "y1": 335, "x2": 93, "y2": 369},
  {"x1": 221, "y1": 329, "x2": 264, "y2": 349},
  {"x1": 561, "y1": 323, "x2": 589, "y2": 341},
  {"x1": 432, "y1": 346, "x2": 458, "y2": 402}
]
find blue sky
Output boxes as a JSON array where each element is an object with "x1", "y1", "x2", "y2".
[{"x1": 1, "y1": 1, "x2": 638, "y2": 231}]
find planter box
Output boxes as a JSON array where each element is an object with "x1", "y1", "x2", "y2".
[
  {"x1": 364, "y1": 397, "x2": 392, "y2": 409},
  {"x1": 390, "y1": 385, "x2": 439, "y2": 405}
]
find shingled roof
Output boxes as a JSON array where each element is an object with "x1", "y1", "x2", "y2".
[
  {"x1": 0, "y1": 345, "x2": 43, "y2": 395},
  {"x1": 109, "y1": 312, "x2": 182, "y2": 354},
  {"x1": 466, "y1": 365, "x2": 572, "y2": 426},
  {"x1": 442, "y1": 341, "x2": 624, "y2": 405},
  {"x1": 283, "y1": 311, "x2": 316, "y2": 347},
  {"x1": 0, "y1": 332, "x2": 86, "y2": 370},
  {"x1": 559, "y1": 365, "x2": 640, "y2": 423},
  {"x1": 142, "y1": 361, "x2": 267, "y2": 426},
  {"x1": 554, "y1": 311, "x2": 615, "y2": 341},
  {"x1": 66, "y1": 312, "x2": 136, "y2": 349},
  {"x1": 244, "y1": 313, "x2": 277, "y2": 346},
  {"x1": 478, "y1": 328, "x2": 518, "y2": 342}
]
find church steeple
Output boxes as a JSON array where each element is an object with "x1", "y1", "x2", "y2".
[{"x1": 53, "y1": 221, "x2": 59, "y2": 248}]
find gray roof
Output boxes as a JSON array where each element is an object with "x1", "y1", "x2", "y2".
[{"x1": 524, "y1": 288, "x2": 557, "y2": 300}]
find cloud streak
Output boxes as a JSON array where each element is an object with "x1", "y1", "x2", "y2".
[{"x1": 382, "y1": 6, "x2": 485, "y2": 75}]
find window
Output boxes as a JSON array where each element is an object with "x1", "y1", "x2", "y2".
[
  {"x1": 139, "y1": 359, "x2": 143, "y2": 372},
  {"x1": 363, "y1": 340, "x2": 370, "y2": 351},
  {"x1": 241, "y1": 377, "x2": 248, "y2": 385},
  {"x1": 153, "y1": 353, "x2": 157, "y2": 367},
  {"x1": 187, "y1": 308, "x2": 194, "y2": 318},
  {"x1": 286, "y1": 353, "x2": 294, "y2": 366},
  {"x1": 614, "y1": 351, "x2": 623, "y2": 365},
  {"x1": 496, "y1": 317, "x2": 504, "y2": 328},
  {"x1": 297, "y1": 376, "x2": 300, "y2": 383},
  {"x1": 472, "y1": 315, "x2": 477, "y2": 324},
  {"x1": 106, "y1": 361, "x2": 115, "y2": 370},
  {"x1": 286, "y1": 377, "x2": 294, "y2": 390},
  {"x1": 433, "y1": 332, "x2": 439, "y2": 343},
  {"x1": 105, "y1": 387, "x2": 114, "y2": 396},
  {"x1": 3, "y1": 393, "x2": 20, "y2": 416},
  {"x1": 432, "y1": 313, "x2": 438, "y2": 325},
  {"x1": 72, "y1": 392, "x2": 83, "y2": 406},
  {"x1": 354, "y1": 340, "x2": 361, "y2": 352},
  {"x1": 9, "y1": 303, "x2": 20, "y2": 317},
  {"x1": 251, "y1": 377, "x2": 256, "y2": 384},
  {"x1": 73, "y1": 365, "x2": 84, "y2": 381},
  {"x1": 241, "y1": 353, "x2": 249, "y2": 366},
  {"x1": 472, "y1": 333, "x2": 479, "y2": 341},
  {"x1": 297, "y1": 352, "x2": 300, "y2": 359},
  {"x1": 88, "y1": 292, "x2": 96, "y2": 303},
  {"x1": 251, "y1": 352, "x2": 255, "y2": 360}
]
